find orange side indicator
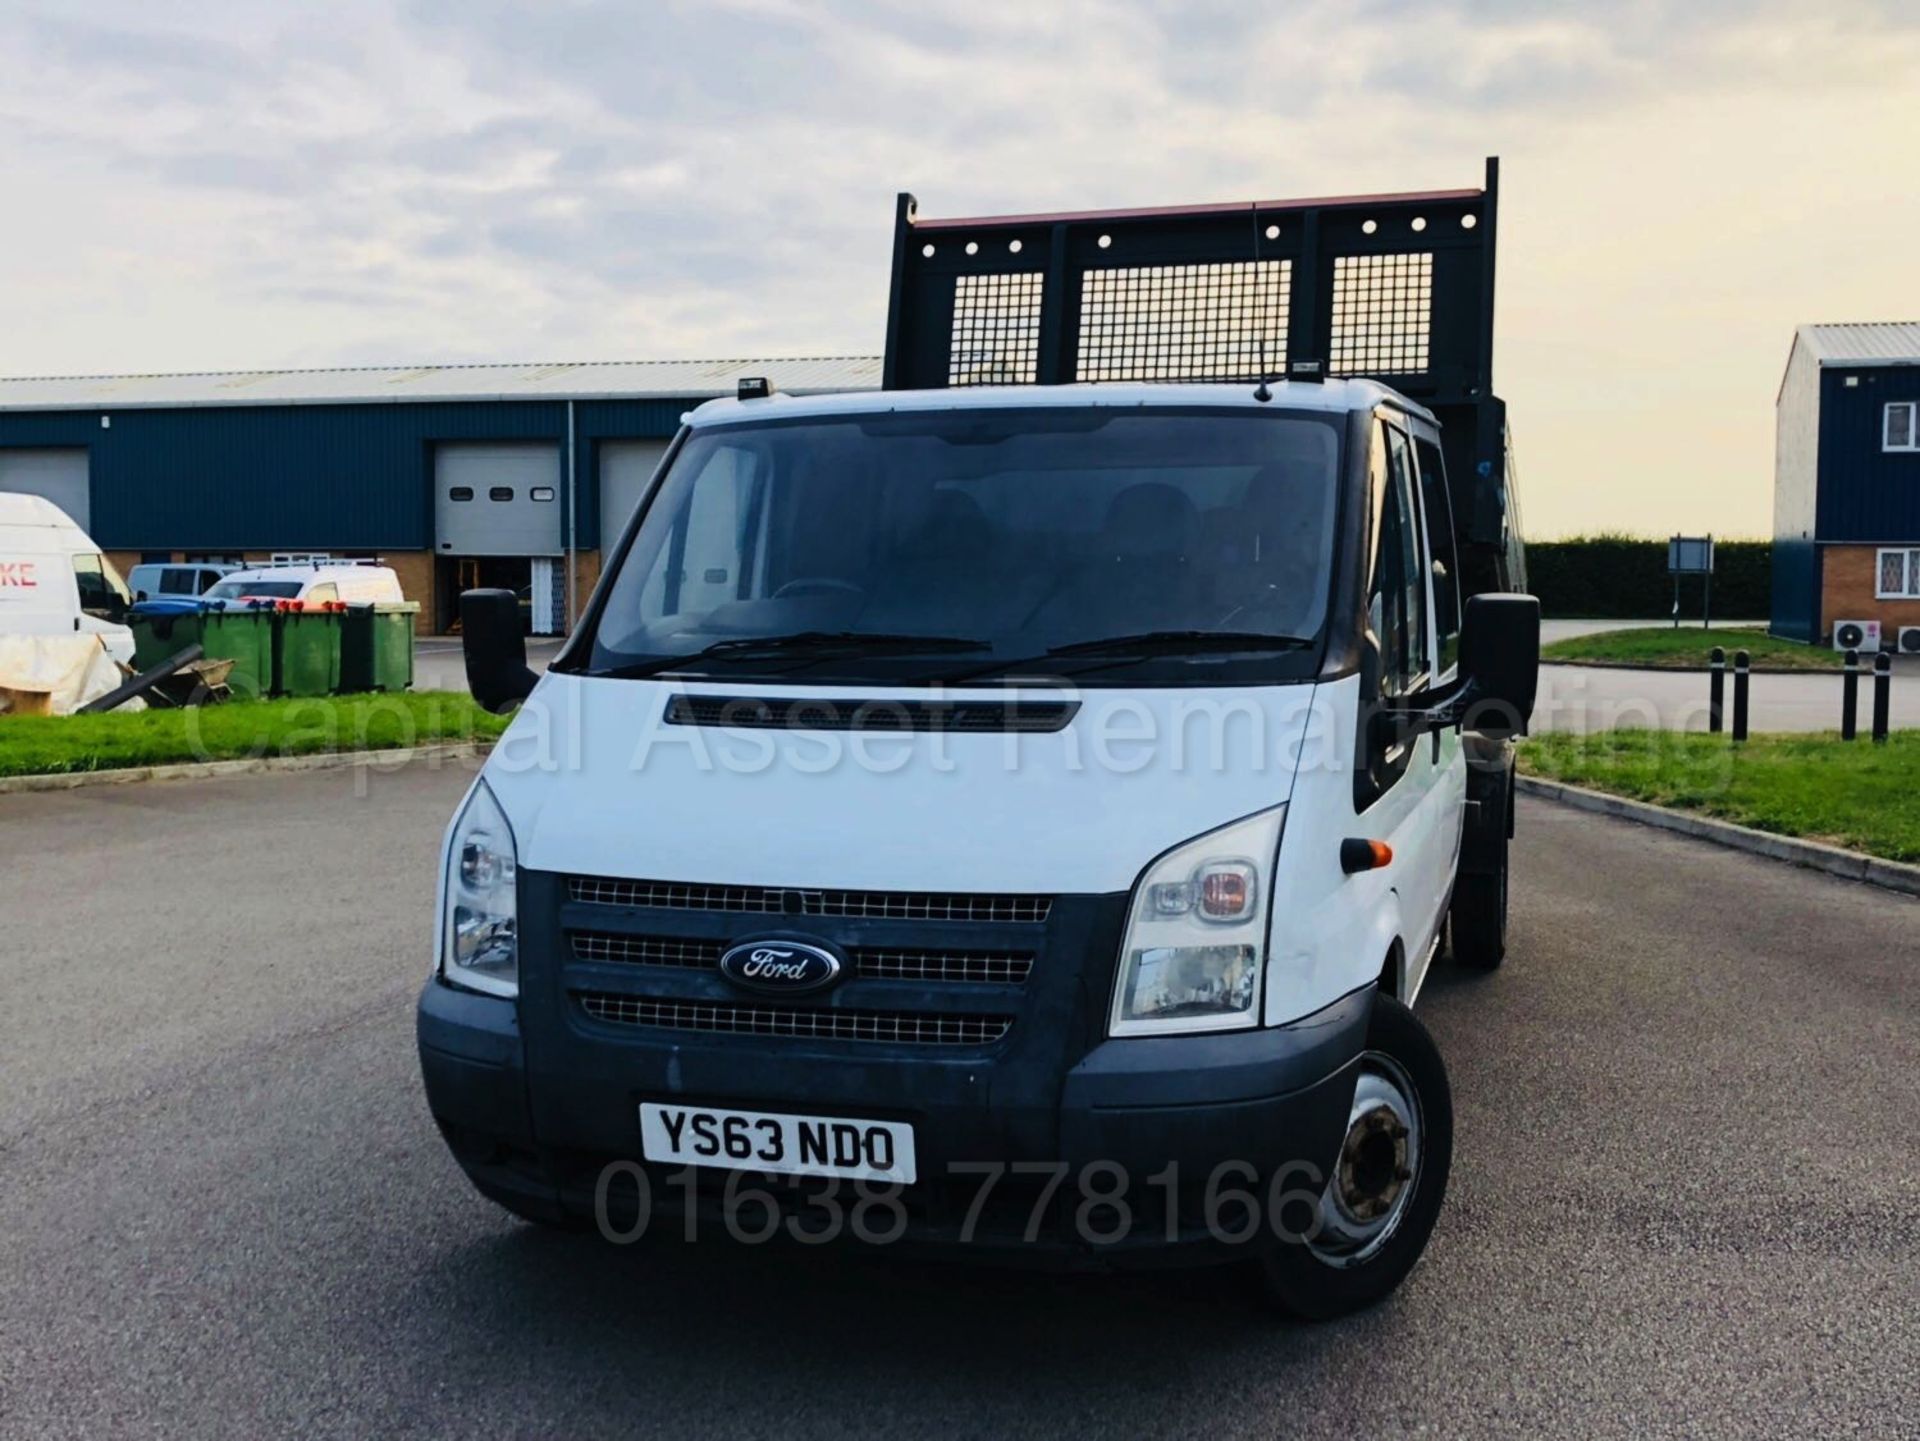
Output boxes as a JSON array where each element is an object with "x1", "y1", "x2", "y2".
[{"x1": 1340, "y1": 839, "x2": 1394, "y2": 874}]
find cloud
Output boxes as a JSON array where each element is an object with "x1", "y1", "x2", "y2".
[{"x1": 0, "y1": 0, "x2": 1916, "y2": 535}]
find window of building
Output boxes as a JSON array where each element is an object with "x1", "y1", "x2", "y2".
[
  {"x1": 1878, "y1": 547, "x2": 1920, "y2": 598},
  {"x1": 1886, "y1": 401, "x2": 1919, "y2": 453}
]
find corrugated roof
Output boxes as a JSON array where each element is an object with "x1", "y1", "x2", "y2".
[
  {"x1": 0, "y1": 357, "x2": 883, "y2": 412},
  {"x1": 1796, "y1": 323, "x2": 1920, "y2": 366}
]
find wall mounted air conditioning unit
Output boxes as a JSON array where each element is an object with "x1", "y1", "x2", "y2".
[
  {"x1": 1832, "y1": 619, "x2": 1881, "y2": 653},
  {"x1": 1898, "y1": 626, "x2": 1920, "y2": 655}
]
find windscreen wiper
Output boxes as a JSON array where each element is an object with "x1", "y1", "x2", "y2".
[
  {"x1": 1042, "y1": 629, "x2": 1316, "y2": 659},
  {"x1": 592, "y1": 631, "x2": 991, "y2": 680},
  {"x1": 937, "y1": 630, "x2": 1314, "y2": 685}
]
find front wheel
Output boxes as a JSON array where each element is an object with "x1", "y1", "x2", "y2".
[{"x1": 1254, "y1": 995, "x2": 1453, "y2": 1320}]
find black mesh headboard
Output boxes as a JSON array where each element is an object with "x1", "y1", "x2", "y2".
[{"x1": 882, "y1": 159, "x2": 1499, "y2": 406}]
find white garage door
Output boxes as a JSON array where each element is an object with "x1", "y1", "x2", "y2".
[
  {"x1": 599, "y1": 441, "x2": 671, "y2": 551},
  {"x1": 434, "y1": 444, "x2": 562, "y2": 557},
  {"x1": 0, "y1": 449, "x2": 91, "y2": 530}
]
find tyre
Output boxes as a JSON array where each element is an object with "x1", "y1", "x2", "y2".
[
  {"x1": 1449, "y1": 843, "x2": 1507, "y2": 971},
  {"x1": 471, "y1": 1176, "x2": 590, "y2": 1233},
  {"x1": 1254, "y1": 994, "x2": 1453, "y2": 1321}
]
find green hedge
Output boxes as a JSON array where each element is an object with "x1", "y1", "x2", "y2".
[{"x1": 1524, "y1": 537, "x2": 1771, "y2": 620}]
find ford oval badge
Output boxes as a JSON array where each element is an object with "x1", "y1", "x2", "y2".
[{"x1": 719, "y1": 940, "x2": 843, "y2": 993}]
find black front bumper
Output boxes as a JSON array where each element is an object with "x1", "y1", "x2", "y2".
[{"x1": 418, "y1": 970, "x2": 1368, "y2": 1268}]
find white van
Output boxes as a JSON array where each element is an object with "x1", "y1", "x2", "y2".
[
  {"x1": 203, "y1": 560, "x2": 404, "y2": 608},
  {"x1": 417, "y1": 175, "x2": 1540, "y2": 1318},
  {"x1": 0, "y1": 492, "x2": 135, "y2": 666},
  {"x1": 127, "y1": 560, "x2": 238, "y2": 602}
]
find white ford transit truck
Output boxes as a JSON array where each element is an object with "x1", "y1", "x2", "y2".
[{"x1": 420, "y1": 160, "x2": 1538, "y2": 1318}]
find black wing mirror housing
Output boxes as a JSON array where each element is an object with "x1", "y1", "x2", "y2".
[
  {"x1": 1458, "y1": 592, "x2": 1540, "y2": 739},
  {"x1": 461, "y1": 588, "x2": 539, "y2": 713}
]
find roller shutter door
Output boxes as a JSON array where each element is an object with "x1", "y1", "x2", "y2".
[
  {"x1": 598, "y1": 440, "x2": 670, "y2": 551},
  {"x1": 434, "y1": 444, "x2": 562, "y2": 556},
  {"x1": 0, "y1": 449, "x2": 91, "y2": 530}
]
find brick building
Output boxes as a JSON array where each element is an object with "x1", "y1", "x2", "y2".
[{"x1": 1773, "y1": 323, "x2": 1920, "y2": 650}]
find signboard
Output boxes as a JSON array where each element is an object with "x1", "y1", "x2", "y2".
[{"x1": 1669, "y1": 536, "x2": 1714, "y2": 575}]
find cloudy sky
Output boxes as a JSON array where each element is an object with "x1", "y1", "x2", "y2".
[{"x1": 2, "y1": 0, "x2": 1916, "y2": 537}]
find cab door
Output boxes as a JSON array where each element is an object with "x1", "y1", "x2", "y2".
[
  {"x1": 1354, "y1": 415, "x2": 1451, "y2": 993},
  {"x1": 1409, "y1": 420, "x2": 1468, "y2": 939}
]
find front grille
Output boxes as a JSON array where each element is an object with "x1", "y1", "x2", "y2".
[
  {"x1": 572, "y1": 933, "x2": 721, "y2": 969},
  {"x1": 570, "y1": 931, "x2": 1033, "y2": 986},
  {"x1": 855, "y1": 949, "x2": 1032, "y2": 985},
  {"x1": 577, "y1": 993, "x2": 1013, "y2": 1047},
  {"x1": 568, "y1": 877, "x2": 1052, "y2": 925}
]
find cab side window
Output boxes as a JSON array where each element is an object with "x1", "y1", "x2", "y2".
[
  {"x1": 1413, "y1": 435, "x2": 1461, "y2": 675},
  {"x1": 72, "y1": 554, "x2": 130, "y2": 620},
  {"x1": 1368, "y1": 423, "x2": 1430, "y2": 700},
  {"x1": 307, "y1": 582, "x2": 340, "y2": 605}
]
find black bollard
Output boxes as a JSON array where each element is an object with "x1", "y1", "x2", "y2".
[
  {"x1": 1732, "y1": 650, "x2": 1750, "y2": 743},
  {"x1": 1709, "y1": 647, "x2": 1726, "y2": 733},
  {"x1": 1841, "y1": 648, "x2": 1860, "y2": 741},
  {"x1": 1872, "y1": 651, "x2": 1891, "y2": 744}
]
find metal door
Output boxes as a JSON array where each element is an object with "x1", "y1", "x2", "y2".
[{"x1": 434, "y1": 444, "x2": 562, "y2": 557}]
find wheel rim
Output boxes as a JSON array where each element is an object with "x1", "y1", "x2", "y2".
[{"x1": 1307, "y1": 1051, "x2": 1423, "y2": 1268}]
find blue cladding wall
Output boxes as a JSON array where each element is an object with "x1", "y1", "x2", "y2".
[
  {"x1": 1768, "y1": 536, "x2": 1819, "y2": 642},
  {"x1": 1817, "y1": 368, "x2": 1920, "y2": 541},
  {"x1": 0, "y1": 398, "x2": 691, "y2": 551}
]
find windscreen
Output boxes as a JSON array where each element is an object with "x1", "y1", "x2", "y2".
[
  {"x1": 585, "y1": 408, "x2": 1342, "y2": 686},
  {"x1": 207, "y1": 579, "x2": 302, "y2": 600}
]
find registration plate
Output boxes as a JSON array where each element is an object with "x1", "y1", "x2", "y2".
[{"x1": 639, "y1": 1103, "x2": 917, "y2": 1185}]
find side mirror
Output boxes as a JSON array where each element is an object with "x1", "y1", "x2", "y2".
[
  {"x1": 461, "y1": 588, "x2": 539, "y2": 713},
  {"x1": 1457, "y1": 592, "x2": 1540, "y2": 738}
]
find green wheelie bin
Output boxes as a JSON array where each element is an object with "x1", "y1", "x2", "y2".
[
  {"x1": 339, "y1": 602, "x2": 419, "y2": 693},
  {"x1": 272, "y1": 605, "x2": 345, "y2": 697},
  {"x1": 129, "y1": 603, "x2": 277, "y2": 699}
]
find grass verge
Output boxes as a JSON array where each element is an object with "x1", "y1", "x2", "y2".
[
  {"x1": 0, "y1": 693, "x2": 510, "y2": 779},
  {"x1": 1520, "y1": 728, "x2": 1920, "y2": 863},
  {"x1": 1540, "y1": 626, "x2": 1844, "y2": 671}
]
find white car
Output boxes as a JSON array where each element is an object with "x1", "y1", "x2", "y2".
[
  {"x1": 203, "y1": 561, "x2": 404, "y2": 608},
  {"x1": 0, "y1": 492, "x2": 135, "y2": 665}
]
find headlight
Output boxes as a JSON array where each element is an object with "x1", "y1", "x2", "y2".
[
  {"x1": 1110, "y1": 806, "x2": 1285, "y2": 1037},
  {"x1": 440, "y1": 778, "x2": 519, "y2": 998}
]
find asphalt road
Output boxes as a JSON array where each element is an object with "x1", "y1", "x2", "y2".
[
  {"x1": 1535, "y1": 660, "x2": 1920, "y2": 734},
  {"x1": 4, "y1": 765, "x2": 1913, "y2": 1438}
]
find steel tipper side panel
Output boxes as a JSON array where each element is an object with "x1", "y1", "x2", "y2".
[{"x1": 881, "y1": 159, "x2": 1518, "y2": 601}]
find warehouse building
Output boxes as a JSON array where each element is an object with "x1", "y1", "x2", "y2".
[
  {"x1": 0, "y1": 358, "x2": 880, "y2": 634},
  {"x1": 1773, "y1": 322, "x2": 1920, "y2": 648}
]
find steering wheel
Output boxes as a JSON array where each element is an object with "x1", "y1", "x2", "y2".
[{"x1": 773, "y1": 578, "x2": 865, "y2": 600}]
